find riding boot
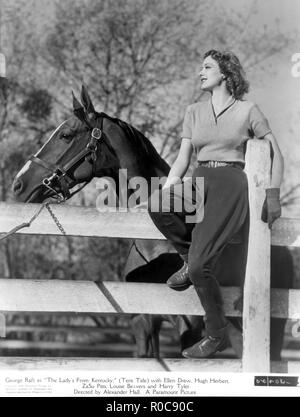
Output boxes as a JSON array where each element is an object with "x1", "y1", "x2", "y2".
[
  {"x1": 182, "y1": 323, "x2": 230, "y2": 359},
  {"x1": 182, "y1": 283, "x2": 229, "y2": 358},
  {"x1": 166, "y1": 253, "x2": 192, "y2": 290}
]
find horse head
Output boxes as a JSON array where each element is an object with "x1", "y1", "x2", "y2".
[
  {"x1": 13, "y1": 84, "x2": 169, "y2": 204},
  {"x1": 12, "y1": 85, "x2": 125, "y2": 203}
]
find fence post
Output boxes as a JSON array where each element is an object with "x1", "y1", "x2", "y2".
[{"x1": 243, "y1": 139, "x2": 271, "y2": 372}]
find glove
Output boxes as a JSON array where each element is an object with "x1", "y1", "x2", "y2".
[{"x1": 261, "y1": 188, "x2": 281, "y2": 229}]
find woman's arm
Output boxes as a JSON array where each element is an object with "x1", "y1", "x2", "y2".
[
  {"x1": 264, "y1": 132, "x2": 284, "y2": 187},
  {"x1": 163, "y1": 138, "x2": 193, "y2": 189}
]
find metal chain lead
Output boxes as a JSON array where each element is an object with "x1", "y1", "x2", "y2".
[
  {"x1": 45, "y1": 203, "x2": 67, "y2": 236},
  {"x1": 0, "y1": 202, "x2": 67, "y2": 242}
]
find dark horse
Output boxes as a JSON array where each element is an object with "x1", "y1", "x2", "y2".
[{"x1": 12, "y1": 85, "x2": 293, "y2": 360}]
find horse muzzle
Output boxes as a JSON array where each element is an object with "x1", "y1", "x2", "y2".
[{"x1": 12, "y1": 178, "x2": 24, "y2": 196}]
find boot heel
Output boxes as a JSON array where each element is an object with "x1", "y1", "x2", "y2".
[{"x1": 182, "y1": 333, "x2": 230, "y2": 359}]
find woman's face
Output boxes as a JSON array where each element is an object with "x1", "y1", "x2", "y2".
[{"x1": 199, "y1": 56, "x2": 224, "y2": 91}]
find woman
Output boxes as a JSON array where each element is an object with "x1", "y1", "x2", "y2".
[{"x1": 148, "y1": 50, "x2": 284, "y2": 359}]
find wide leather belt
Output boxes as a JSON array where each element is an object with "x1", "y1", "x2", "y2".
[{"x1": 197, "y1": 160, "x2": 244, "y2": 169}]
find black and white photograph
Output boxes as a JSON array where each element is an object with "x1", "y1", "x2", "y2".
[{"x1": 0, "y1": 0, "x2": 299, "y2": 400}]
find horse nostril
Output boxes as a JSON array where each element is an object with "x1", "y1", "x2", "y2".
[{"x1": 12, "y1": 179, "x2": 24, "y2": 195}]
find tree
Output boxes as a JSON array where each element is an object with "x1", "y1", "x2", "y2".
[
  {"x1": 42, "y1": 0, "x2": 293, "y2": 162},
  {"x1": 0, "y1": 2, "x2": 56, "y2": 278}
]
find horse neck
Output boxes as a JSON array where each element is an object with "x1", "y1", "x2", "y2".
[
  {"x1": 100, "y1": 117, "x2": 171, "y2": 185},
  {"x1": 115, "y1": 152, "x2": 170, "y2": 201},
  {"x1": 146, "y1": 153, "x2": 170, "y2": 180},
  {"x1": 125, "y1": 147, "x2": 171, "y2": 190}
]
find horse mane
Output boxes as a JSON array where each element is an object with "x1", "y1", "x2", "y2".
[{"x1": 100, "y1": 112, "x2": 170, "y2": 175}]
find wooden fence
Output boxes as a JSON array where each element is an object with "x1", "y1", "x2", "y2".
[{"x1": 0, "y1": 140, "x2": 300, "y2": 372}]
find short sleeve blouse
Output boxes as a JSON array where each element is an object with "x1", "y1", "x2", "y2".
[{"x1": 180, "y1": 98, "x2": 271, "y2": 163}]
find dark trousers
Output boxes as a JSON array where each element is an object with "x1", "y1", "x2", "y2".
[{"x1": 148, "y1": 164, "x2": 249, "y2": 336}]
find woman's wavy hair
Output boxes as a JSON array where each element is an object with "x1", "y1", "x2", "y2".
[{"x1": 203, "y1": 50, "x2": 249, "y2": 99}]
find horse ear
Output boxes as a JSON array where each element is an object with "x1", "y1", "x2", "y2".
[
  {"x1": 72, "y1": 91, "x2": 86, "y2": 121},
  {"x1": 81, "y1": 84, "x2": 96, "y2": 114},
  {"x1": 72, "y1": 91, "x2": 83, "y2": 111}
]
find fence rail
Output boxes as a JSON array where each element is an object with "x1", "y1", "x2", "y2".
[
  {"x1": 0, "y1": 357, "x2": 299, "y2": 373},
  {"x1": 0, "y1": 280, "x2": 299, "y2": 318},
  {"x1": 0, "y1": 203, "x2": 299, "y2": 246}
]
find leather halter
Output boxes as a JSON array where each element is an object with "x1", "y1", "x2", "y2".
[{"x1": 29, "y1": 116, "x2": 104, "y2": 202}]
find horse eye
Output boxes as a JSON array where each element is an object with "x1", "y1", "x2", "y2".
[{"x1": 61, "y1": 133, "x2": 72, "y2": 141}]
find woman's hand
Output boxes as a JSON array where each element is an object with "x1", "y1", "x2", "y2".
[
  {"x1": 260, "y1": 133, "x2": 283, "y2": 229},
  {"x1": 261, "y1": 188, "x2": 281, "y2": 228},
  {"x1": 162, "y1": 178, "x2": 181, "y2": 190}
]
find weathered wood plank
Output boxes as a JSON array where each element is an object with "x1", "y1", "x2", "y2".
[
  {"x1": 1, "y1": 340, "x2": 298, "y2": 363},
  {"x1": 281, "y1": 349, "x2": 300, "y2": 360},
  {"x1": 0, "y1": 357, "x2": 242, "y2": 371},
  {"x1": 271, "y1": 361, "x2": 300, "y2": 373},
  {"x1": 0, "y1": 340, "x2": 178, "y2": 353},
  {"x1": 5, "y1": 325, "x2": 136, "y2": 334},
  {"x1": 0, "y1": 202, "x2": 299, "y2": 247},
  {"x1": 0, "y1": 279, "x2": 299, "y2": 318},
  {"x1": 271, "y1": 217, "x2": 300, "y2": 247},
  {"x1": 5, "y1": 324, "x2": 175, "y2": 335},
  {"x1": 243, "y1": 140, "x2": 271, "y2": 372},
  {"x1": 5, "y1": 326, "x2": 300, "y2": 349},
  {"x1": 0, "y1": 279, "x2": 116, "y2": 314},
  {"x1": 0, "y1": 202, "x2": 165, "y2": 239},
  {"x1": 271, "y1": 289, "x2": 300, "y2": 320},
  {"x1": 0, "y1": 279, "x2": 239, "y2": 316},
  {"x1": 0, "y1": 357, "x2": 298, "y2": 373}
]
